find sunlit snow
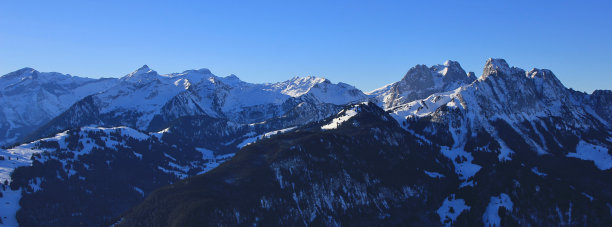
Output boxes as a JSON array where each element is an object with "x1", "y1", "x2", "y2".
[{"x1": 566, "y1": 141, "x2": 612, "y2": 170}]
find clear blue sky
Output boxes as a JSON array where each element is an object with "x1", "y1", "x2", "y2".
[{"x1": 1, "y1": 0, "x2": 610, "y2": 93}]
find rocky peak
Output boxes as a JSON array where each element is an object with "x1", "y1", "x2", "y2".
[
  {"x1": 527, "y1": 68, "x2": 564, "y2": 88},
  {"x1": 592, "y1": 89, "x2": 612, "y2": 97},
  {"x1": 443, "y1": 60, "x2": 462, "y2": 70},
  {"x1": 467, "y1": 71, "x2": 476, "y2": 78},
  {"x1": 528, "y1": 68, "x2": 555, "y2": 79},
  {"x1": 401, "y1": 64, "x2": 433, "y2": 81},
  {"x1": 482, "y1": 58, "x2": 513, "y2": 77},
  {"x1": 397, "y1": 64, "x2": 435, "y2": 90},
  {"x1": 439, "y1": 60, "x2": 473, "y2": 83}
]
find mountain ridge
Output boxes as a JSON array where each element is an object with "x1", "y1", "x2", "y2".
[{"x1": 0, "y1": 58, "x2": 610, "y2": 226}]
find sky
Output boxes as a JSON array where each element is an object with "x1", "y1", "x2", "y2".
[{"x1": 1, "y1": 0, "x2": 611, "y2": 93}]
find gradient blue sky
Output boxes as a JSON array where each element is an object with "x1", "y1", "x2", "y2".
[{"x1": 1, "y1": 0, "x2": 610, "y2": 92}]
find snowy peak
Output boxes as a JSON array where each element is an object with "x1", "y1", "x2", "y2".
[
  {"x1": 195, "y1": 68, "x2": 212, "y2": 75},
  {"x1": 400, "y1": 64, "x2": 432, "y2": 84},
  {"x1": 173, "y1": 68, "x2": 213, "y2": 79},
  {"x1": 278, "y1": 76, "x2": 331, "y2": 97},
  {"x1": 215, "y1": 74, "x2": 244, "y2": 85},
  {"x1": 484, "y1": 58, "x2": 510, "y2": 71},
  {"x1": 0, "y1": 67, "x2": 75, "y2": 84},
  {"x1": 272, "y1": 76, "x2": 366, "y2": 105},
  {"x1": 435, "y1": 60, "x2": 475, "y2": 83},
  {"x1": 136, "y1": 64, "x2": 152, "y2": 74},
  {"x1": 527, "y1": 68, "x2": 559, "y2": 81},
  {"x1": 289, "y1": 77, "x2": 367, "y2": 105},
  {"x1": 1, "y1": 67, "x2": 37, "y2": 79},
  {"x1": 225, "y1": 74, "x2": 240, "y2": 81},
  {"x1": 122, "y1": 65, "x2": 159, "y2": 83}
]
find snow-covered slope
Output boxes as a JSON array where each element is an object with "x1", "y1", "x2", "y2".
[
  {"x1": 368, "y1": 60, "x2": 476, "y2": 109},
  {"x1": 1, "y1": 110, "x2": 308, "y2": 225},
  {"x1": 117, "y1": 100, "x2": 612, "y2": 226},
  {"x1": 0, "y1": 68, "x2": 118, "y2": 146}
]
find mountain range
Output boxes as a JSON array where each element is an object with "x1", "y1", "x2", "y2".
[{"x1": 0, "y1": 58, "x2": 610, "y2": 226}]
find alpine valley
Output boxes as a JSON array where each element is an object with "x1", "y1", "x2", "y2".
[{"x1": 0, "y1": 59, "x2": 610, "y2": 226}]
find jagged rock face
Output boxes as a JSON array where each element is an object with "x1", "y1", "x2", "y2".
[
  {"x1": 386, "y1": 59, "x2": 612, "y2": 225},
  {"x1": 368, "y1": 60, "x2": 476, "y2": 109},
  {"x1": 571, "y1": 89, "x2": 612, "y2": 124},
  {"x1": 389, "y1": 59, "x2": 610, "y2": 154},
  {"x1": 0, "y1": 68, "x2": 118, "y2": 146},
  {"x1": 590, "y1": 90, "x2": 612, "y2": 123}
]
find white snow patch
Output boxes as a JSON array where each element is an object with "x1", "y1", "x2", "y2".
[
  {"x1": 566, "y1": 140, "x2": 612, "y2": 170},
  {"x1": 133, "y1": 152, "x2": 143, "y2": 159},
  {"x1": 496, "y1": 140, "x2": 514, "y2": 161},
  {"x1": 262, "y1": 127, "x2": 297, "y2": 138},
  {"x1": 531, "y1": 167, "x2": 547, "y2": 177},
  {"x1": 0, "y1": 187, "x2": 24, "y2": 227},
  {"x1": 424, "y1": 170, "x2": 445, "y2": 178},
  {"x1": 482, "y1": 193, "x2": 513, "y2": 227},
  {"x1": 437, "y1": 194, "x2": 470, "y2": 226},
  {"x1": 0, "y1": 146, "x2": 39, "y2": 227},
  {"x1": 151, "y1": 127, "x2": 170, "y2": 141},
  {"x1": 133, "y1": 186, "x2": 144, "y2": 197},
  {"x1": 237, "y1": 127, "x2": 297, "y2": 148},
  {"x1": 440, "y1": 146, "x2": 481, "y2": 182},
  {"x1": 582, "y1": 192, "x2": 594, "y2": 201},
  {"x1": 237, "y1": 136, "x2": 258, "y2": 148},
  {"x1": 82, "y1": 126, "x2": 149, "y2": 141},
  {"x1": 321, "y1": 108, "x2": 358, "y2": 130},
  {"x1": 195, "y1": 147, "x2": 235, "y2": 174},
  {"x1": 157, "y1": 166, "x2": 187, "y2": 179}
]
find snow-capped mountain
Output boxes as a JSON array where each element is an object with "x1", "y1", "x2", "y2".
[
  {"x1": 0, "y1": 66, "x2": 368, "y2": 226},
  {"x1": 388, "y1": 58, "x2": 611, "y2": 178},
  {"x1": 1, "y1": 59, "x2": 611, "y2": 226},
  {"x1": 0, "y1": 68, "x2": 118, "y2": 146},
  {"x1": 385, "y1": 58, "x2": 612, "y2": 225},
  {"x1": 389, "y1": 58, "x2": 610, "y2": 152},
  {"x1": 27, "y1": 65, "x2": 367, "y2": 141},
  {"x1": 368, "y1": 60, "x2": 476, "y2": 109},
  {"x1": 116, "y1": 59, "x2": 612, "y2": 226}
]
